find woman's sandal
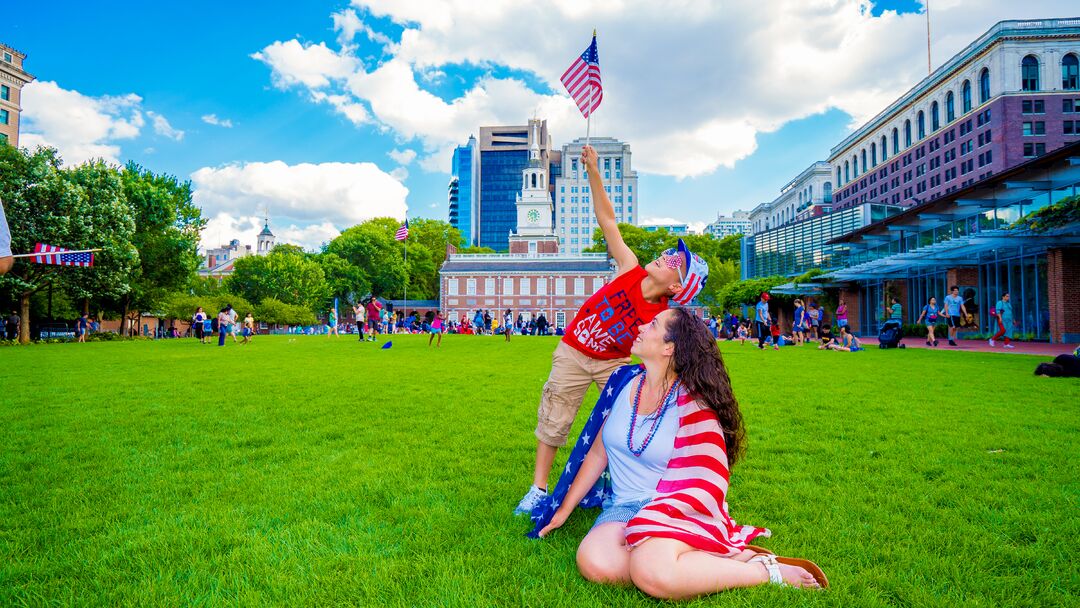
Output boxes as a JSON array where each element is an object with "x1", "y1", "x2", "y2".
[{"x1": 749, "y1": 554, "x2": 829, "y2": 589}]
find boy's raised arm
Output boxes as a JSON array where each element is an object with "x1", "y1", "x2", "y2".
[{"x1": 581, "y1": 145, "x2": 638, "y2": 276}]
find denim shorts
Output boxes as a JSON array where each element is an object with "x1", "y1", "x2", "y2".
[{"x1": 592, "y1": 497, "x2": 651, "y2": 529}]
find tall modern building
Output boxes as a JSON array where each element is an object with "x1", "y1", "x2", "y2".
[
  {"x1": 705, "y1": 211, "x2": 751, "y2": 239},
  {"x1": 555, "y1": 136, "x2": 638, "y2": 255},
  {"x1": 748, "y1": 162, "x2": 834, "y2": 235},
  {"x1": 449, "y1": 136, "x2": 477, "y2": 246},
  {"x1": 830, "y1": 18, "x2": 1080, "y2": 211},
  {"x1": 0, "y1": 43, "x2": 35, "y2": 147}
]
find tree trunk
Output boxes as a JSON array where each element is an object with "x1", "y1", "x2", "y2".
[
  {"x1": 19, "y1": 293, "x2": 30, "y2": 345},
  {"x1": 83, "y1": 297, "x2": 90, "y2": 316},
  {"x1": 120, "y1": 297, "x2": 130, "y2": 337}
]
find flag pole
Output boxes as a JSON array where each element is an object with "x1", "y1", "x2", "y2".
[{"x1": 11, "y1": 248, "x2": 101, "y2": 258}]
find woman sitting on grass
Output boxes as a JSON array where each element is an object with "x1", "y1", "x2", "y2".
[
  {"x1": 828, "y1": 325, "x2": 863, "y2": 351},
  {"x1": 532, "y1": 308, "x2": 826, "y2": 598}
]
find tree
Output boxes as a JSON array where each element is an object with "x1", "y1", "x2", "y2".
[
  {"x1": 225, "y1": 247, "x2": 329, "y2": 313},
  {"x1": 715, "y1": 276, "x2": 788, "y2": 311},
  {"x1": 401, "y1": 218, "x2": 462, "y2": 300},
  {"x1": 255, "y1": 297, "x2": 316, "y2": 326},
  {"x1": 114, "y1": 162, "x2": 204, "y2": 334},
  {"x1": 324, "y1": 219, "x2": 407, "y2": 298},
  {"x1": 0, "y1": 146, "x2": 135, "y2": 343},
  {"x1": 317, "y1": 252, "x2": 369, "y2": 305}
]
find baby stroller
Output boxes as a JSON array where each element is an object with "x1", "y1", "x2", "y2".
[{"x1": 878, "y1": 320, "x2": 905, "y2": 349}]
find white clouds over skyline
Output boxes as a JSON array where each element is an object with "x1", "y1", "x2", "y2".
[
  {"x1": 201, "y1": 113, "x2": 233, "y2": 128},
  {"x1": 20, "y1": 81, "x2": 144, "y2": 166},
  {"x1": 191, "y1": 160, "x2": 409, "y2": 250},
  {"x1": 252, "y1": 0, "x2": 1077, "y2": 179}
]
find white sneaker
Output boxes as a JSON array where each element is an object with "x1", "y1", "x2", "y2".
[
  {"x1": 1004, "y1": 344, "x2": 1015, "y2": 349},
  {"x1": 988, "y1": 339, "x2": 995, "y2": 347},
  {"x1": 513, "y1": 485, "x2": 547, "y2": 516}
]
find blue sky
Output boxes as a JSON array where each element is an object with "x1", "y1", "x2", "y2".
[{"x1": 8, "y1": 0, "x2": 1069, "y2": 248}]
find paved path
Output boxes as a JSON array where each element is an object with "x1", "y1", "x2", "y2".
[{"x1": 896, "y1": 337, "x2": 1075, "y2": 357}]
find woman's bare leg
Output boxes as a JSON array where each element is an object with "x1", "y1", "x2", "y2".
[
  {"x1": 628, "y1": 538, "x2": 818, "y2": 600},
  {"x1": 576, "y1": 523, "x2": 633, "y2": 586}
]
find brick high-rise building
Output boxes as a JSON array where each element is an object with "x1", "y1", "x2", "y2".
[{"x1": 0, "y1": 43, "x2": 35, "y2": 147}]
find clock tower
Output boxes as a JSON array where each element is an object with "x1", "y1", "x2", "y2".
[{"x1": 509, "y1": 119, "x2": 559, "y2": 255}]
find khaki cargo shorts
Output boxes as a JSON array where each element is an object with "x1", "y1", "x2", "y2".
[{"x1": 535, "y1": 341, "x2": 630, "y2": 447}]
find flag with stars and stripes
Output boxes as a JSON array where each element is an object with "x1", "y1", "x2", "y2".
[
  {"x1": 30, "y1": 243, "x2": 94, "y2": 267},
  {"x1": 561, "y1": 33, "x2": 602, "y2": 118},
  {"x1": 528, "y1": 363, "x2": 770, "y2": 556},
  {"x1": 395, "y1": 219, "x2": 409, "y2": 241}
]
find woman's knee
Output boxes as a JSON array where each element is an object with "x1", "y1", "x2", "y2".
[
  {"x1": 628, "y1": 544, "x2": 681, "y2": 599},
  {"x1": 576, "y1": 548, "x2": 627, "y2": 584}
]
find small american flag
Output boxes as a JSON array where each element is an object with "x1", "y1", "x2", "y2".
[
  {"x1": 561, "y1": 33, "x2": 602, "y2": 118},
  {"x1": 31, "y1": 243, "x2": 95, "y2": 267},
  {"x1": 395, "y1": 219, "x2": 409, "y2": 241}
]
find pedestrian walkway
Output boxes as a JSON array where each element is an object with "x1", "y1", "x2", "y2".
[{"x1": 897, "y1": 337, "x2": 1073, "y2": 357}]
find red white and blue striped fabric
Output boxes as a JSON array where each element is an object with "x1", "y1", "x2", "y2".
[
  {"x1": 32, "y1": 243, "x2": 94, "y2": 267},
  {"x1": 529, "y1": 364, "x2": 769, "y2": 556},
  {"x1": 624, "y1": 391, "x2": 768, "y2": 555},
  {"x1": 561, "y1": 34, "x2": 602, "y2": 118},
  {"x1": 395, "y1": 219, "x2": 409, "y2": 241}
]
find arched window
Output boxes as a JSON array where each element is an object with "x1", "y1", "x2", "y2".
[
  {"x1": 904, "y1": 120, "x2": 912, "y2": 147},
  {"x1": 979, "y1": 68, "x2": 990, "y2": 103},
  {"x1": 844, "y1": 161, "x2": 849, "y2": 183},
  {"x1": 930, "y1": 101, "x2": 940, "y2": 131},
  {"x1": 531, "y1": 173, "x2": 537, "y2": 188},
  {"x1": 917, "y1": 111, "x2": 925, "y2": 140},
  {"x1": 881, "y1": 135, "x2": 888, "y2": 161},
  {"x1": 1063, "y1": 53, "x2": 1080, "y2": 90},
  {"x1": 946, "y1": 91, "x2": 955, "y2": 122},
  {"x1": 809, "y1": 185, "x2": 813, "y2": 201},
  {"x1": 836, "y1": 167, "x2": 842, "y2": 186},
  {"x1": 892, "y1": 128, "x2": 899, "y2": 154},
  {"x1": 1021, "y1": 55, "x2": 1040, "y2": 91},
  {"x1": 823, "y1": 181, "x2": 833, "y2": 203},
  {"x1": 870, "y1": 142, "x2": 877, "y2": 167},
  {"x1": 853, "y1": 155, "x2": 859, "y2": 177},
  {"x1": 861, "y1": 149, "x2": 867, "y2": 172},
  {"x1": 962, "y1": 80, "x2": 972, "y2": 113}
]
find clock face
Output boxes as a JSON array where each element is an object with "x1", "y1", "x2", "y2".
[{"x1": 527, "y1": 209, "x2": 541, "y2": 224}]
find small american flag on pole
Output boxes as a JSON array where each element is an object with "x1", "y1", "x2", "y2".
[
  {"x1": 561, "y1": 33, "x2": 602, "y2": 118},
  {"x1": 31, "y1": 243, "x2": 95, "y2": 267},
  {"x1": 395, "y1": 219, "x2": 409, "y2": 241}
]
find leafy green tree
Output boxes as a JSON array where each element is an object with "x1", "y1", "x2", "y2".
[
  {"x1": 225, "y1": 247, "x2": 329, "y2": 313},
  {"x1": 458, "y1": 246, "x2": 496, "y2": 254},
  {"x1": 317, "y1": 252, "x2": 369, "y2": 304},
  {"x1": 61, "y1": 161, "x2": 138, "y2": 317},
  {"x1": 715, "y1": 276, "x2": 788, "y2": 311},
  {"x1": 402, "y1": 218, "x2": 462, "y2": 300},
  {"x1": 324, "y1": 218, "x2": 406, "y2": 298},
  {"x1": 113, "y1": 162, "x2": 204, "y2": 332},
  {"x1": 255, "y1": 297, "x2": 316, "y2": 326},
  {"x1": 0, "y1": 146, "x2": 135, "y2": 343}
]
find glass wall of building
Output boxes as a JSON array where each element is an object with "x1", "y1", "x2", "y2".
[
  {"x1": 478, "y1": 149, "x2": 528, "y2": 251},
  {"x1": 451, "y1": 142, "x2": 475, "y2": 246},
  {"x1": 978, "y1": 250, "x2": 1049, "y2": 340}
]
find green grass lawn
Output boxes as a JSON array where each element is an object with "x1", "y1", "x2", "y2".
[{"x1": 1, "y1": 335, "x2": 1078, "y2": 607}]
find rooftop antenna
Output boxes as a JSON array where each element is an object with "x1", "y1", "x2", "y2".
[{"x1": 925, "y1": 0, "x2": 932, "y2": 74}]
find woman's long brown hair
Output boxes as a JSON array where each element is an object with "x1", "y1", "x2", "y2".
[{"x1": 664, "y1": 307, "x2": 746, "y2": 466}]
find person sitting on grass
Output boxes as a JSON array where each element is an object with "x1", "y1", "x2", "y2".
[
  {"x1": 828, "y1": 325, "x2": 862, "y2": 351},
  {"x1": 769, "y1": 321, "x2": 781, "y2": 350},
  {"x1": 532, "y1": 307, "x2": 827, "y2": 598},
  {"x1": 817, "y1": 323, "x2": 834, "y2": 350},
  {"x1": 1034, "y1": 354, "x2": 1080, "y2": 378}
]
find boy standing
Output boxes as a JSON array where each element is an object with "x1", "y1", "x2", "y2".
[
  {"x1": 943, "y1": 286, "x2": 967, "y2": 346},
  {"x1": 755, "y1": 292, "x2": 772, "y2": 350},
  {"x1": 514, "y1": 145, "x2": 709, "y2": 515}
]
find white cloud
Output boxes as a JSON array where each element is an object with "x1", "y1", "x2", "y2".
[
  {"x1": 389, "y1": 166, "x2": 409, "y2": 181},
  {"x1": 201, "y1": 213, "x2": 341, "y2": 252},
  {"x1": 147, "y1": 111, "x2": 184, "y2": 141},
  {"x1": 201, "y1": 114, "x2": 234, "y2": 128},
  {"x1": 309, "y1": 91, "x2": 370, "y2": 125},
  {"x1": 19, "y1": 81, "x2": 145, "y2": 166},
  {"x1": 253, "y1": 0, "x2": 1077, "y2": 179},
  {"x1": 191, "y1": 160, "x2": 409, "y2": 231},
  {"x1": 388, "y1": 148, "x2": 417, "y2": 165}
]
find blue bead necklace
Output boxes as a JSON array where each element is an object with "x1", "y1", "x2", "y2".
[{"x1": 627, "y1": 374, "x2": 680, "y2": 457}]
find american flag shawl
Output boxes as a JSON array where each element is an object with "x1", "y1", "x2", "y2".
[
  {"x1": 31, "y1": 243, "x2": 95, "y2": 267},
  {"x1": 529, "y1": 364, "x2": 770, "y2": 555},
  {"x1": 561, "y1": 34, "x2": 602, "y2": 118},
  {"x1": 395, "y1": 220, "x2": 409, "y2": 241}
]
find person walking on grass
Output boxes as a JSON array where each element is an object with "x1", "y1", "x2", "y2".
[
  {"x1": 990, "y1": 292, "x2": 1015, "y2": 349},
  {"x1": 75, "y1": 312, "x2": 90, "y2": 343},
  {"x1": 754, "y1": 292, "x2": 772, "y2": 350},
  {"x1": 792, "y1": 299, "x2": 806, "y2": 346},
  {"x1": 943, "y1": 286, "x2": 967, "y2": 346},
  {"x1": 366, "y1": 298, "x2": 383, "y2": 343},
  {"x1": 327, "y1": 307, "x2": 340, "y2": 337},
  {"x1": 514, "y1": 144, "x2": 709, "y2": 516},
  {"x1": 533, "y1": 308, "x2": 826, "y2": 597},
  {"x1": 428, "y1": 311, "x2": 444, "y2": 347},
  {"x1": 217, "y1": 307, "x2": 230, "y2": 347},
  {"x1": 240, "y1": 312, "x2": 255, "y2": 345},
  {"x1": 193, "y1": 307, "x2": 207, "y2": 344},
  {"x1": 504, "y1": 309, "x2": 513, "y2": 342},
  {"x1": 473, "y1": 310, "x2": 484, "y2": 336},
  {"x1": 227, "y1": 305, "x2": 239, "y2": 343},
  {"x1": 354, "y1": 301, "x2": 366, "y2": 342},
  {"x1": 916, "y1": 297, "x2": 940, "y2": 346}
]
